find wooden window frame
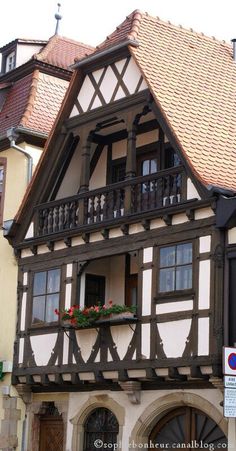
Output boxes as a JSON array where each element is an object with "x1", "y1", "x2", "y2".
[
  {"x1": 0, "y1": 157, "x2": 7, "y2": 225},
  {"x1": 156, "y1": 241, "x2": 194, "y2": 301},
  {"x1": 30, "y1": 267, "x2": 62, "y2": 328}
]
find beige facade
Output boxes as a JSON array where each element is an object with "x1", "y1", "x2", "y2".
[{"x1": 0, "y1": 144, "x2": 42, "y2": 450}]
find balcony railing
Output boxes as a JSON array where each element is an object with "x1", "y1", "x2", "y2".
[{"x1": 34, "y1": 166, "x2": 185, "y2": 237}]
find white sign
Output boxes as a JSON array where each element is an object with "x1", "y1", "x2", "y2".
[
  {"x1": 223, "y1": 346, "x2": 236, "y2": 375},
  {"x1": 224, "y1": 388, "x2": 236, "y2": 418},
  {"x1": 224, "y1": 375, "x2": 236, "y2": 388}
]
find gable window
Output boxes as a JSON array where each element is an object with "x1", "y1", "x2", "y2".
[
  {"x1": 85, "y1": 274, "x2": 105, "y2": 307},
  {"x1": 159, "y1": 243, "x2": 192, "y2": 293},
  {"x1": 0, "y1": 158, "x2": 6, "y2": 224},
  {"x1": 32, "y1": 269, "x2": 60, "y2": 325}
]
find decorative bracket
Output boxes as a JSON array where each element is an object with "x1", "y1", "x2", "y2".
[
  {"x1": 16, "y1": 384, "x2": 32, "y2": 404},
  {"x1": 119, "y1": 380, "x2": 141, "y2": 404}
]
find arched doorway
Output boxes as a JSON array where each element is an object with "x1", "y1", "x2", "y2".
[
  {"x1": 39, "y1": 402, "x2": 64, "y2": 451},
  {"x1": 150, "y1": 407, "x2": 227, "y2": 449},
  {"x1": 83, "y1": 407, "x2": 119, "y2": 450}
]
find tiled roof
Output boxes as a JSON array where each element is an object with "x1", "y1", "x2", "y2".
[
  {"x1": 35, "y1": 35, "x2": 94, "y2": 70},
  {"x1": 0, "y1": 35, "x2": 94, "y2": 137},
  {"x1": 98, "y1": 11, "x2": 236, "y2": 192},
  {"x1": 96, "y1": 10, "x2": 141, "y2": 51},
  {"x1": 0, "y1": 71, "x2": 68, "y2": 136},
  {"x1": 22, "y1": 72, "x2": 69, "y2": 134}
]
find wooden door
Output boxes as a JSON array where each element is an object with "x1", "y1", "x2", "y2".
[{"x1": 39, "y1": 416, "x2": 64, "y2": 451}]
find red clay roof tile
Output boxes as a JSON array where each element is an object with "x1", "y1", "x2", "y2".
[
  {"x1": 123, "y1": 12, "x2": 236, "y2": 192},
  {"x1": 35, "y1": 35, "x2": 94, "y2": 70}
]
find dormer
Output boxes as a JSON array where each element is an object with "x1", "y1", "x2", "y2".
[{"x1": 0, "y1": 38, "x2": 46, "y2": 75}]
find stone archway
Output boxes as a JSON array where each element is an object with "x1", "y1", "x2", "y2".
[
  {"x1": 130, "y1": 392, "x2": 227, "y2": 449},
  {"x1": 70, "y1": 394, "x2": 125, "y2": 451}
]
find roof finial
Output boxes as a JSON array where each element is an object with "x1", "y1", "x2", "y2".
[{"x1": 54, "y1": 3, "x2": 62, "y2": 35}]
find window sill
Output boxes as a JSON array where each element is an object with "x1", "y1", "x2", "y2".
[{"x1": 154, "y1": 290, "x2": 195, "y2": 303}]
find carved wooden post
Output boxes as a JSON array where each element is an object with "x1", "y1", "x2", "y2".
[
  {"x1": 78, "y1": 131, "x2": 92, "y2": 225},
  {"x1": 124, "y1": 115, "x2": 137, "y2": 215}
]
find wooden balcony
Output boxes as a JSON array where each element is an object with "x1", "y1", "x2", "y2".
[{"x1": 34, "y1": 166, "x2": 186, "y2": 237}]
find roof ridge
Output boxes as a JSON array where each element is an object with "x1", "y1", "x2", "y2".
[
  {"x1": 34, "y1": 35, "x2": 59, "y2": 62},
  {"x1": 127, "y1": 9, "x2": 143, "y2": 41},
  {"x1": 96, "y1": 9, "x2": 144, "y2": 51},
  {"x1": 56, "y1": 35, "x2": 94, "y2": 49},
  {"x1": 20, "y1": 70, "x2": 39, "y2": 127},
  {"x1": 140, "y1": 10, "x2": 230, "y2": 47}
]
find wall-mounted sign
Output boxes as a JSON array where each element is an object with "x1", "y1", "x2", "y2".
[
  {"x1": 223, "y1": 346, "x2": 236, "y2": 375},
  {"x1": 224, "y1": 388, "x2": 236, "y2": 417}
]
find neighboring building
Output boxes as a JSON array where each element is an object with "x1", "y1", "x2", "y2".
[
  {"x1": 0, "y1": 34, "x2": 93, "y2": 450},
  {"x1": 6, "y1": 9, "x2": 236, "y2": 451}
]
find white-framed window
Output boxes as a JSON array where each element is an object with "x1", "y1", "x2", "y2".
[{"x1": 6, "y1": 51, "x2": 16, "y2": 72}]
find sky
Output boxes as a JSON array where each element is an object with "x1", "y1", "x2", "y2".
[{"x1": 1, "y1": 0, "x2": 236, "y2": 50}]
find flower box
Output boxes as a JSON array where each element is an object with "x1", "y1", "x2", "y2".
[
  {"x1": 56, "y1": 301, "x2": 136, "y2": 329},
  {"x1": 95, "y1": 311, "x2": 135, "y2": 323}
]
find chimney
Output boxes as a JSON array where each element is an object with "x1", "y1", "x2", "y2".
[{"x1": 232, "y1": 39, "x2": 236, "y2": 61}]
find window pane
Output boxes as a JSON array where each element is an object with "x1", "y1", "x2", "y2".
[
  {"x1": 142, "y1": 160, "x2": 150, "y2": 176},
  {"x1": 47, "y1": 269, "x2": 60, "y2": 293},
  {"x1": 176, "y1": 266, "x2": 192, "y2": 290},
  {"x1": 150, "y1": 158, "x2": 158, "y2": 173},
  {"x1": 45, "y1": 294, "x2": 59, "y2": 323},
  {"x1": 33, "y1": 272, "x2": 46, "y2": 296},
  {"x1": 159, "y1": 268, "x2": 175, "y2": 292},
  {"x1": 32, "y1": 296, "x2": 45, "y2": 324},
  {"x1": 160, "y1": 246, "x2": 175, "y2": 267},
  {"x1": 176, "y1": 243, "x2": 192, "y2": 265}
]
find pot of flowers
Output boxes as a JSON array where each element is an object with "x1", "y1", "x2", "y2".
[{"x1": 55, "y1": 301, "x2": 136, "y2": 328}]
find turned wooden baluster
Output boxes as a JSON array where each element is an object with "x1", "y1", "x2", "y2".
[
  {"x1": 82, "y1": 197, "x2": 88, "y2": 224},
  {"x1": 157, "y1": 176, "x2": 163, "y2": 208},
  {"x1": 172, "y1": 174, "x2": 179, "y2": 204},
  {"x1": 136, "y1": 182, "x2": 142, "y2": 213},
  {"x1": 64, "y1": 202, "x2": 71, "y2": 230},
  {"x1": 42, "y1": 209, "x2": 49, "y2": 235},
  {"x1": 130, "y1": 185, "x2": 135, "y2": 214},
  {"x1": 38, "y1": 209, "x2": 44, "y2": 235},
  {"x1": 164, "y1": 175, "x2": 171, "y2": 206},
  {"x1": 59, "y1": 204, "x2": 65, "y2": 230},
  {"x1": 108, "y1": 190, "x2": 115, "y2": 219},
  {"x1": 114, "y1": 189, "x2": 120, "y2": 218},
  {"x1": 54, "y1": 205, "x2": 59, "y2": 232},
  {"x1": 48, "y1": 208, "x2": 54, "y2": 234},
  {"x1": 96, "y1": 194, "x2": 102, "y2": 222},
  {"x1": 150, "y1": 178, "x2": 157, "y2": 209},
  {"x1": 89, "y1": 196, "x2": 95, "y2": 224},
  {"x1": 103, "y1": 192, "x2": 108, "y2": 220},
  {"x1": 70, "y1": 202, "x2": 77, "y2": 228}
]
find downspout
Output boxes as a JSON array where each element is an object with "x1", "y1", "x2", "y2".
[{"x1": 7, "y1": 128, "x2": 33, "y2": 184}]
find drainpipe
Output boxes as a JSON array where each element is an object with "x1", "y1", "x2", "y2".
[
  {"x1": 6, "y1": 128, "x2": 33, "y2": 184},
  {"x1": 232, "y1": 39, "x2": 236, "y2": 61}
]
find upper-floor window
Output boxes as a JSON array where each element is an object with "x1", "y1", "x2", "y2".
[
  {"x1": 5, "y1": 51, "x2": 16, "y2": 72},
  {"x1": 0, "y1": 158, "x2": 6, "y2": 224},
  {"x1": 32, "y1": 269, "x2": 61, "y2": 325},
  {"x1": 159, "y1": 243, "x2": 192, "y2": 293}
]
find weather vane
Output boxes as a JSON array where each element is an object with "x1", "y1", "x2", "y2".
[{"x1": 54, "y1": 3, "x2": 62, "y2": 35}]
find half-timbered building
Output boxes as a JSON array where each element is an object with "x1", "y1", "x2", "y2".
[{"x1": 6, "y1": 10, "x2": 236, "y2": 450}]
